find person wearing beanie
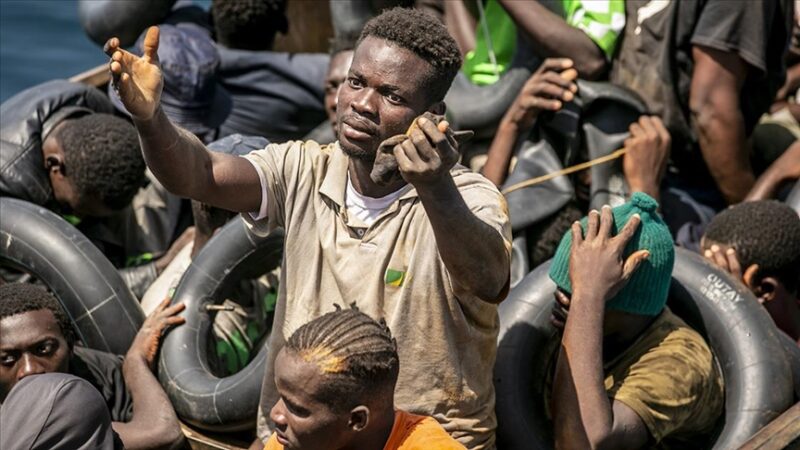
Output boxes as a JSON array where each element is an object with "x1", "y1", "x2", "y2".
[
  {"x1": 701, "y1": 200, "x2": 800, "y2": 345},
  {"x1": 549, "y1": 193, "x2": 723, "y2": 449}
]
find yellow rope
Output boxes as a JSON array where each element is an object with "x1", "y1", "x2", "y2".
[{"x1": 501, "y1": 148, "x2": 628, "y2": 195}]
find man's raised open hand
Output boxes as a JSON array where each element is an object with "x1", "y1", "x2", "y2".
[{"x1": 104, "y1": 26, "x2": 163, "y2": 121}]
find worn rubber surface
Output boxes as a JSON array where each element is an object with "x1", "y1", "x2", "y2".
[
  {"x1": 495, "y1": 247, "x2": 793, "y2": 449},
  {"x1": 0, "y1": 197, "x2": 143, "y2": 354},
  {"x1": 158, "y1": 217, "x2": 283, "y2": 431},
  {"x1": 78, "y1": 0, "x2": 177, "y2": 47}
]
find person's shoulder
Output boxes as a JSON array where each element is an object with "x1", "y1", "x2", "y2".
[
  {"x1": 656, "y1": 309, "x2": 712, "y2": 354},
  {"x1": 450, "y1": 164, "x2": 502, "y2": 193},
  {"x1": 247, "y1": 139, "x2": 335, "y2": 156}
]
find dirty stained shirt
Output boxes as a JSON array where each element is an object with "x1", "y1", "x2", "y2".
[{"x1": 243, "y1": 140, "x2": 512, "y2": 450}]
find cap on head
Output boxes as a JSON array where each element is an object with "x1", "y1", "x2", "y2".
[
  {"x1": 109, "y1": 23, "x2": 231, "y2": 138},
  {"x1": 548, "y1": 192, "x2": 675, "y2": 316}
]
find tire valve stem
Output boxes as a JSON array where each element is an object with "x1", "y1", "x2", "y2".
[{"x1": 205, "y1": 304, "x2": 235, "y2": 312}]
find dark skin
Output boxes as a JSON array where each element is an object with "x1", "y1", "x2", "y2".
[
  {"x1": 689, "y1": 45, "x2": 754, "y2": 204},
  {"x1": 482, "y1": 58, "x2": 578, "y2": 187},
  {"x1": 259, "y1": 348, "x2": 395, "y2": 450},
  {"x1": 324, "y1": 50, "x2": 355, "y2": 135},
  {"x1": 622, "y1": 116, "x2": 671, "y2": 203},
  {"x1": 702, "y1": 239, "x2": 800, "y2": 344},
  {"x1": 0, "y1": 309, "x2": 70, "y2": 402},
  {"x1": 0, "y1": 302, "x2": 186, "y2": 450},
  {"x1": 105, "y1": 27, "x2": 509, "y2": 303},
  {"x1": 551, "y1": 206, "x2": 653, "y2": 450},
  {"x1": 497, "y1": 0, "x2": 608, "y2": 79},
  {"x1": 41, "y1": 120, "x2": 115, "y2": 218}
]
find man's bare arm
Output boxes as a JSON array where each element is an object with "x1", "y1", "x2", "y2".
[
  {"x1": 112, "y1": 299, "x2": 186, "y2": 450},
  {"x1": 132, "y1": 108, "x2": 261, "y2": 212},
  {"x1": 105, "y1": 27, "x2": 261, "y2": 213},
  {"x1": 395, "y1": 117, "x2": 510, "y2": 303},
  {"x1": 551, "y1": 208, "x2": 650, "y2": 450},
  {"x1": 498, "y1": 0, "x2": 607, "y2": 79},
  {"x1": 690, "y1": 45, "x2": 754, "y2": 204}
]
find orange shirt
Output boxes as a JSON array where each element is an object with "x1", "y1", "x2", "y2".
[{"x1": 263, "y1": 410, "x2": 465, "y2": 450}]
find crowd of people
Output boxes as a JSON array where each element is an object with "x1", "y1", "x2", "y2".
[{"x1": 1, "y1": 0, "x2": 799, "y2": 449}]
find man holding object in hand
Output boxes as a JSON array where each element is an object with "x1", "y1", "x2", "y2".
[{"x1": 104, "y1": 8, "x2": 510, "y2": 450}]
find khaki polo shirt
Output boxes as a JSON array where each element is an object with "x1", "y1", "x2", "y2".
[{"x1": 243, "y1": 140, "x2": 511, "y2": 450}]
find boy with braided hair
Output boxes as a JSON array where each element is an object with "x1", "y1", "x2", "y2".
[{"x1": 264, "y1": 307, "x2": 464, "y2": 449}]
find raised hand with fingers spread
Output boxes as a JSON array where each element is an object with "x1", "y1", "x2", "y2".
[{"x1": 104, "y1": 26, "x2": 163, "y2": 121}]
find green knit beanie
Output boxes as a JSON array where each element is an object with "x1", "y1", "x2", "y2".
[{"x1": 548, "y1": 192, "x2": 675, "y2": 316}]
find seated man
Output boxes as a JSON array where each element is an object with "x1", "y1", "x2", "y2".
[
  {"x1": 0, "y1": 80, "x2": 144, "y2": 217},
  {"x1": 0, "y1": 79, "x2": 189, "y2": 298},
  {"x1": 212, "y1": 0, "x2": 329, "y2": 142},
  {"x1": 263, "y1": 307, "x2": 465, "y2": 449},
  {"x1": 105, "y1": 7, "x2": 510, "y2": 449},
  {"x1": 548, "y1": 193, "x2": 724, "y2": 448},
  {"x1": 701, "y1": 200, "x2": 800, "y2": 344},
  {"x1": 1, "y1": 373, "x2": 123, "y2": 450},
  {"x1": 0, "y1": 284, "x2": 185, "y2": 450}
]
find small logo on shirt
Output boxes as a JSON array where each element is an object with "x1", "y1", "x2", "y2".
[{"x1": 384, "y1": 268, "x2": 406, "y2": 287}]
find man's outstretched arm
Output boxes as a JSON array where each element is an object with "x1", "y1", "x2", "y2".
[
  {"x1": 104, "y1": 27, "x2": 261, "y2": 213},
  {"x1": 395, "y1": 117, "x2": 510, "y2": 304}
]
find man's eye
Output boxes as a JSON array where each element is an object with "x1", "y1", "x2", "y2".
[
  {"x1": 36, "y1": 342, "x2": 56, "y2": 356},
  {"x1": 0, "y1": 354, "x2": 17, "y2": 366},
  {"x1": 348, "y1": 77, "x2": 363, "y2": 88},
  {"x1": 387, "y1": 94, "x2": 403, "y2": 104}
]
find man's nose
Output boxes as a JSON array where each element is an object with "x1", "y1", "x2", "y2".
[
  {"x1": 270, "y1": 399, "x2": 288, "y2": 428},
  {"x1": 18, "y1": 354, "x2": 46, "y2": 380},
  {"x1": 351, "y1": 88, "x2": 378, "y2": 118}
]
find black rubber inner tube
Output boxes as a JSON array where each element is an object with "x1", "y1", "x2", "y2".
[
  {"x1": 494, "y1": 247, "x2": 793, "y2": 449},
  {"x1": 158, "y1": 217, "x2": 283, "y2": 431},
  {"x1": 78, "y1": 0, "x2": 177, "y2": 47},
  {"x1": 0, "y1": 197, "x2": 144, "y2": 355}
]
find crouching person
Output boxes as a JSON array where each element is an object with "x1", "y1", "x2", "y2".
[
  {"x1": 0, "y1": 284, "x2": 185, "y2": 450},
  {"x1": 262, "y1": 307, "x2": 465, "y2": 450},
  {"x1": 548, "y1": 193, "x2": 723, "y2": 449}
]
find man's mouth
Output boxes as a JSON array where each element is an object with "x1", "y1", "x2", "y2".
[
  {"x1": 342, "y1": 117, "x2": 376, "y2": 141},
  {"x1": 275, "y1": 429, "x2": 290, "y2": 446}
]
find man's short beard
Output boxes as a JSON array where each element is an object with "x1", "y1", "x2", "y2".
[{"x1": 340, "y1": 142, "x2": 376, "y2": 162}]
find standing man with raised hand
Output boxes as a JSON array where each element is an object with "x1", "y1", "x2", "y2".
[{"x1": 104, "y1": 8, "x2": 511, "y2": 450}]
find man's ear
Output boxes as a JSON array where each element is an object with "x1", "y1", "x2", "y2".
[
  {"x1": 755, "y1": 277, "x2": 779, "y2": 304},
  {"x1": 45, "y1": 154, "x2": 65, "y2": 175},
  {"x1": 428, "y1": 101, "x2": 446, "y2": 116},
  {"x1": 743, "y1": 264, "x2": 777, "y2": 303},
  {"x1": 348, "y1": 405, "x2": 370, "y2": 432}
]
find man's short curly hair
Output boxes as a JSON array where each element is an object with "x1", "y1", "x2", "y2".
[
  {"x1": 211, "y1": 0, "x2": 288, "y2": 50},
  {"x1": 59, "y1": 114, "x2": 145, "y2": 211},
  {"x1": 0, "y1": 284, "x2": 76, "y2": 348},
  {"x1": 358, "y1": 7, "x2": 462, "y2": 104},
  {"x1": 704, "y1": 200, "x2": 800, "y2": 293}
]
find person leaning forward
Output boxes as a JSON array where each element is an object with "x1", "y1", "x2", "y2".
[{"x1": 104, "y1": 8, "x2": 511, "y2": 450}]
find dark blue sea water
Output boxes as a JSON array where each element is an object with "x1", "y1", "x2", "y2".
[
  {"x1": 0, "y1": 0, "x2": 210, "y2": 102},
  {"x1": 0, "y1": 0, "x2": 105, "y2": 102}
]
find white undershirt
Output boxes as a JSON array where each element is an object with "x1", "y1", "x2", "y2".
[{"x1": 345, "y1": 175, "x2": 403, "y2": 227}]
